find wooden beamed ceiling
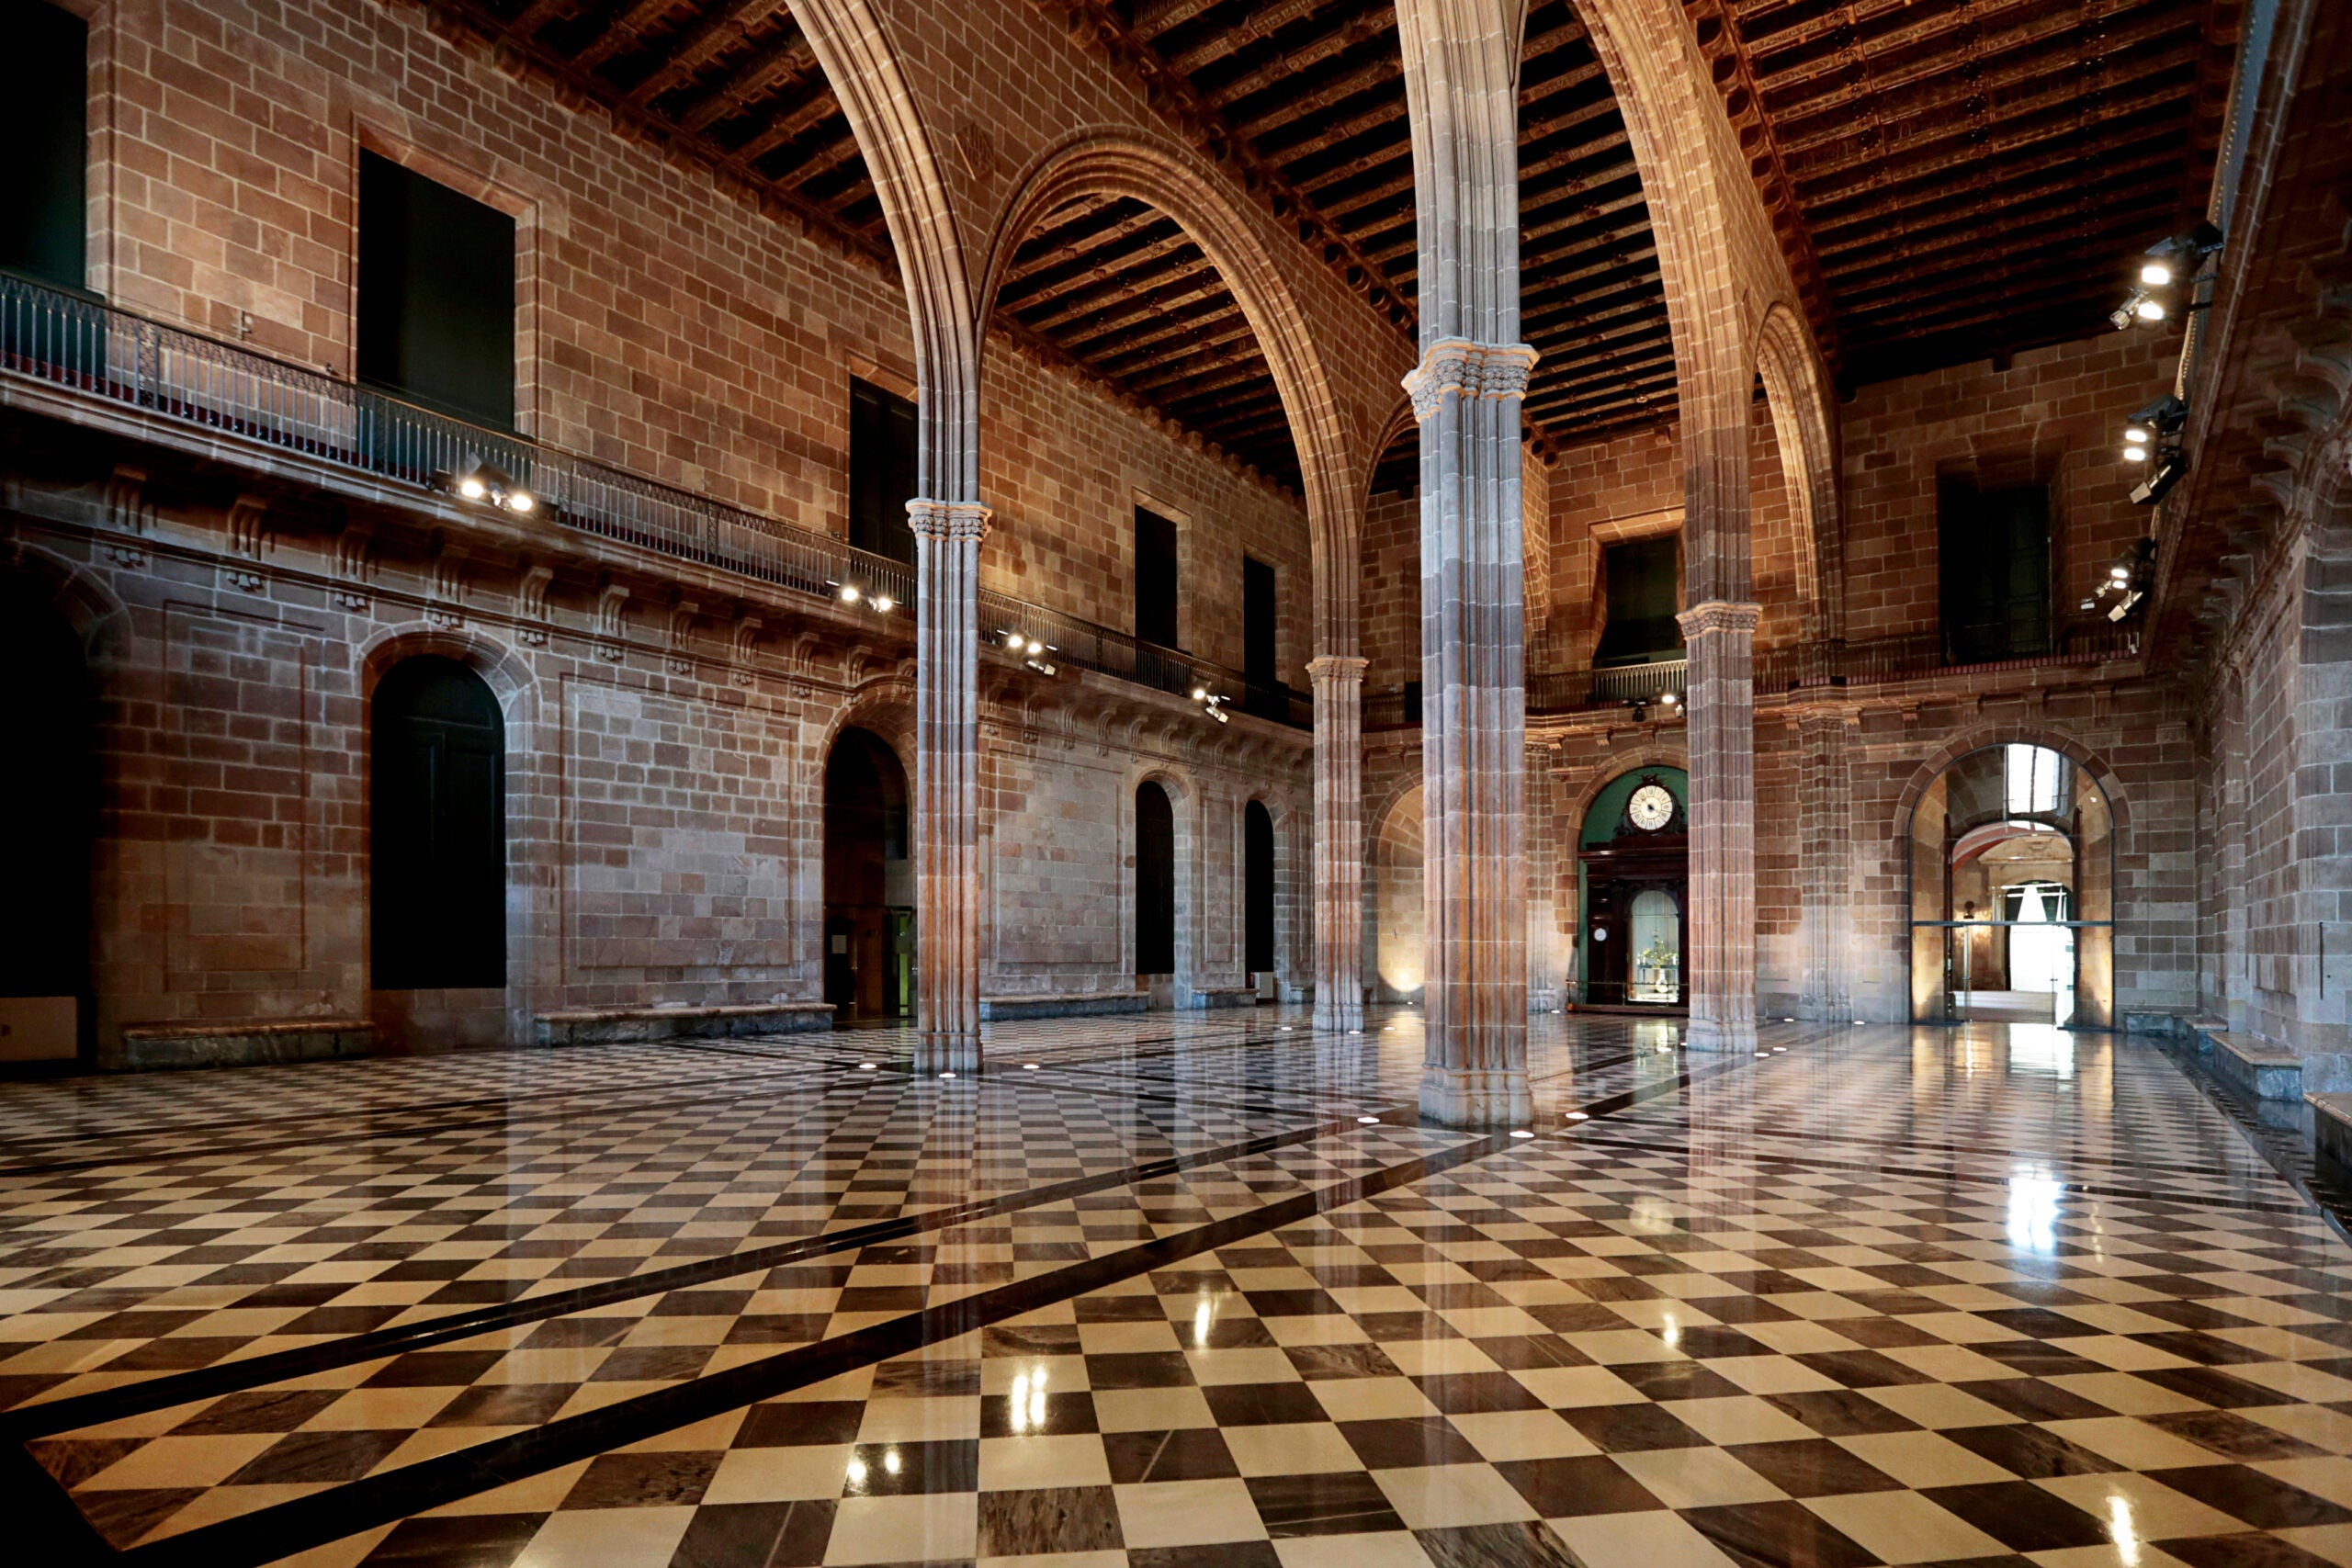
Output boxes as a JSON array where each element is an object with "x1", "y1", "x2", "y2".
[{"x1": 425, "y1": 0, "x2": 2240, "y2": 494}]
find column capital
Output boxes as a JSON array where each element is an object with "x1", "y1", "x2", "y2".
[
  {"x1": 1306, "y1": 654, "x2": 1369, "y2": 684},
  {"x1": 1402, "y1": 338, "x2": 1540, "y2": 423},
  {"x1": 1676, "y1": 600, "x2": 1761, "y2": 638},
  {"x1": 906, "y1": 499, "x2": 992, "y2": 543}
]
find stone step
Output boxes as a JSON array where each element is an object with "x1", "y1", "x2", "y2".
[
  {"x1": 536, "y1": 1002, "x2": 832, "y2": 1046},
  {"x1": 2206, "y1": 1029, "x2": 2302, "y2": 1101},
  {"x1": 112, "y1": 1019, "x2": 374, "y2": 1071},
  {"x1": 979, "y1": 991, "x2": 1148, "y2": 1021}
]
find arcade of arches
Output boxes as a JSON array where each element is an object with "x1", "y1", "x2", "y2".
[{"x1": 4, "y1": 2, "x2": 2352, "y2": 1565}]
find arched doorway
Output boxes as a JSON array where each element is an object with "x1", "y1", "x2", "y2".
[
  {"x1": 0, "y1": 581, "x2": 93, "y2": 1062},
  {"x1": 1136, "y1": 781, "x2": 1176, "y2": 979},
  {"x1": 1374, "y1": 785, "x2": 1425, "y2": 1002},
  {"x1": 823, "y1": 728, "x2": 911, "y2": 1021},
  {"x1": 1577, "y1": 768, "x2": 1688, "y2": 1010},
  {"x1": 1244, "y1": 800, "x2": 1275, "y2": 983},
  {"x1": 1909, "y1": 743, "x2": 2113, "y2": 1026},
  {"x1": 371, "y1": 657, "x2": 506, "y2": 990}
]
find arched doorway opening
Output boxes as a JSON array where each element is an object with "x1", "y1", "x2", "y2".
[
  {"x1": 1136, "y1": 781, "x2": 1176, "y2": 980},
  {"x1": 1374, "y1": 785, "x2": 1425, "y2": 1002},
  {"x1": 823, "y1": 728, "x2": 912, "y2": 1022},
  {"x1": 372, "y1": 656, "x2": 506, "y2": 990},
  {"x1": 0, "y1": 581, "x2": 93, "y2": 1062},
  {"x1": 1577, "y1": 768, "x2": 1688, "y2": 1010},
  {"x1": 1909, "y1": 743, "x2": 2113, "y2": 1027},
  {"x1": 1244, "y1": 800, "x2": 1275, "y2": 986}
]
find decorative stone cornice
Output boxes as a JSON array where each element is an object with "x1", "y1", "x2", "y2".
[
  {"x1": 905, "y1": 499, "x2": 992, "y2": 543},
  {"x1": 1305, "y1": 655, "x2": 1369, "y2": 684},
  {"x1": 1675, "y1": 601, "x2": 1762, "y2": 638},
  {"x1": 1402, "y1": 338, "x2": 1539, "y2": 423}
]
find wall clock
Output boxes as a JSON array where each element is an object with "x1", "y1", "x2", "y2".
[{"x1": 1627, "y1": 782, "x2": 1676, "y2": 832}]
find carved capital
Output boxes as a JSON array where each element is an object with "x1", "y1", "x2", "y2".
[
  {"x1": 1305, "y1": 655, "x2": 1369, "y2": 687},
  {"x1": 1675, "y1": 601, "x2": 1761, "y2": 639},
  {"x1": 906, "y1": 499, "x2": 992, "y2": 544},
  {"x1": 1402, "y1": 338, "x2": 1539, "y2": 423}
]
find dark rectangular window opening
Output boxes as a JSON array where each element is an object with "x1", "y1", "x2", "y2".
[
  {"x1": 1136, "y1": 506, "x2": 1180, "y2": 649},
  {"x1": 1242, "y1": 556, "x2": 1281, "y2": 719},
  {"x1": 1939, "y1": 479, "x2": 2052, "y2": 664},
  {"x1": 849, "y1": 378, "x2": 919, "y2": 565},
  {"x1": 1593, "y1": 536, "x2": 1684, "y2": 667},
  {"x1": 356, "y1": 151, "x2": 516, "y2": 429},
  {"x1": 1, "y1": 2, "x2": 88, "y2": 293}
]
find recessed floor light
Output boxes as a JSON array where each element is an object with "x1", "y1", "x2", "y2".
[
  {"x1": 1566, "y1": 1111, "x2": 1589, "y2": 1121},
  {"x1": 1783, "y1": 1017, "x2": 1796, "y2": 1023},
  {"x1": 1357, "y1": 1115, "x2": 1380, "y2": 1124},
  {"x1": 1854, "y1": 1021, "x2": 1866, "y2": 1026},
  {"x1": 1279, "y1": 1026, "x2": 1294, "y2": 1032},
  {"x1": 1348, "y1": 1030, "x2": 1363, "y2": 1035},
  {"x1": 858, "y1": 1062, "x2": 877, "y2": 1070},
  {"x1": 940, "y1": 1071, "x2": 956, "y2": 1079},
  {"x1": 1772, "y1": 1047, "x2": 1787, "y2": 1053},
  {"x1": 1509, "y1": 1130, "x2": 1533, "y2": 1139},
  {"x1": 1022, "y1": 1063, "x2": 1039, "y2": 1070}
]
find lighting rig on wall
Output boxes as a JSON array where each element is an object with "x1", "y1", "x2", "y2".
[
  {"x1": 2119, "y1": 393, "x2": 2190, "y2": 506},
  {"x1": 995, "y1": 628, "x2": 1057, "y2": 676},
  {"x1": 829, "y1": 581, "x2": 898, "y2": 615},
  {"x1": 2109, "y1": 221, "x2": 2223, "y2": 331},
  {"x1": 433, "y1": 458, "x2": 536, "y2": 514},
  {"x1": 1625, "y1": 690, "x2": 1679, "y2": 724},
  {"x1": 1190, "y1": 684, "x2": 1231, "y2": 724},
  {"x1": 2083, "y1": 536, "x2": 2158, "y2": 623}
]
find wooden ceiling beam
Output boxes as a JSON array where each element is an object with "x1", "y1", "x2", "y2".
[
  {"x1": 625, "y1": 0, "x2": 790, "y2": 104},
  {"x1": 731, "y1": 85, "x2": 845, "y2": 164},
  {"x1": 678, "y1": 31, "x2": 820, "y2": 132},
  {"x1": 568, "y1": 0, "x2": 690, "y2": 73}
]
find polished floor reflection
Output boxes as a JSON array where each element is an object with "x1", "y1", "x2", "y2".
[{"x1": 6, "y1": 1013, "x2": 2350, "y2": 1567}]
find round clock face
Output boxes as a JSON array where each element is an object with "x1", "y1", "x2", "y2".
[{"x1": 1627, "y1": 784, "x2": 1676, "y2": 832}]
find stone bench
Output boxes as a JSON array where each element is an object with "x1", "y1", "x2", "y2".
[
  {"x1": 979, "y1": 991, "x2": 1148, "y2": 1021},
  {"x1": 1182, "y1": 985, "x2": 1261, "y2": 1010},
  {"x1": 537, "y1": 1002, "x2": 832, "y2": 1046},
  {"x1": 111, "y1": 1018, "x2": 375, "y2": 1071},
  {"x1": 2311, "y1": 1094, "x2": 2352, "y2": 1169},
  {"x1": 2206, "y1": 1029, "x2": 2302, "y2": 1101}
]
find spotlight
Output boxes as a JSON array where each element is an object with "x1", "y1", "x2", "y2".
[
  {"x1": 2124, "y1": 425, "x2": 2151, "y2": 443},
  {"x1": 2139, "y1": 220, "x2": 2224, "y2": 289},
  {"x1": 2122, "y1": 445, "x2": 2147, "y2": 463},
  {"x1": 436, "y1": 458, "x2": 536, "y2": 514},
  {"x1": 839, "y1": 584, "x2": 861, "y2": 604},
  {"x1": 873, "y1": 596, "x2": 894, "y2": 613},
  {"x1": 1192, "y1": 687, "x2": 1207, "y2": 701},
  {"x1": 2129, "y1": 394, "x2": 2188, "y2": 437},
  {"x1": 2132, "y1": 450, "x2": 2188, "y2": 506},
  {"x1": 2134, "y1": 297, "x2": 2165, "y2": 321}
]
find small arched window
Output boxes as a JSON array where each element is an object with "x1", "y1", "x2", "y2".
[{"x1": 371, "y1": 657, "x2": 505, "y2": 989}]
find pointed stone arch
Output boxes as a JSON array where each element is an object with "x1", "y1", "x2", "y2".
[
  {"x1": 979, "y1": 130, "x2": 1359, "y2": 656},
  {"x1": 1754, "y1": 302, "x2": 1840, "y2": 640}
]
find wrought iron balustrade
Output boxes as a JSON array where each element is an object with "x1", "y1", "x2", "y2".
[{"x1": 0, "y1": 274, "x2": 1308, "y2": 729}]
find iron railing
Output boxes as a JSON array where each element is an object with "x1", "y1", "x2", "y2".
[
  {"x1": 0, "y1": 273, "x2": 1307, "y2": 728},
  {"x1": 1363, "y1": 622, "x2": 2140, "y2": 730}
]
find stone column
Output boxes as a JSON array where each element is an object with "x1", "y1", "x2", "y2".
[
  {"x1": 909, "y1": 499, "x2": 989, "y2": 1073},
  {"x1": 1413, "y1": 339, "x2": 1537, "y2": 1126},
  {"x1": 1680, "y1": 601, "x2": 1760, "y2": 1052},
  {"x1": 1797, "y1": 706, "x2": 1854, "y2": 1022},
  {"x1": 1310, "y1": 655, "x2": 1367, "y2": 1032}
]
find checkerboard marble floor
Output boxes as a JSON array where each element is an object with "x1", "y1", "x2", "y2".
[{"x1": 10, "y1": 1013, "x2": 2352, "y2": 1568}]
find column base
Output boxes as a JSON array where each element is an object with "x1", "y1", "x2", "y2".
[
  {"x1": 1681, "y1": 1017, "x2": 1758, "y2": 1054},
  {"x1": 912, "y1": 1032, "x2": 982, "y2": 1075},
  {"x1": 1315, "y1": 995, "x2": 1363, "y2": 1033},
  {"x1": 1418, "y1": 1063, "x2": 1532, "y2": 1128}
]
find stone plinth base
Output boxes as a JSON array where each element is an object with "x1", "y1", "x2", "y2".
[
  {"x1": 110, "y1": 1019, "x2": 375, "y2": 1071},
  {"x1": 979, "y1": 992, "x2": 1148, "y2": 1021},
  {"x1": 1419, "y1": 1063, "x2": 1532, "y2": 1128},
  {"x1": 2123, "y1": 1010, "x2": 2195, "y2": 1040},
  {"x1": 1182, "y1": 986, "x2": 1260, "y2": 1010},
  {"x1": 536, "y1": 1002, "x2": 832, "y2": 1046},
  {"x1": 1681, "y1": 1017, "x2": 1759, "y2": 1053},
  {"x1": 2206, "y1": 1028, "x2": 2302, "y2": 1101},
  {"x1": 912, "y1": 1032, "x2": 982, "y2": 1075}
]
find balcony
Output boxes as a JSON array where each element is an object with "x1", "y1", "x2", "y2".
[
  {"x1": 1362, "y1": 623, "x2": 2140, "y2": 731},
  {"x1": 0, "y1": 273, "x2": 1303, "y2": 730}
]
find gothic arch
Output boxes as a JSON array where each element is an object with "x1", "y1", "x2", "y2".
[
  {"x1": 980, "y1": 131, "x2": 1361, "y2": 655},
  {"x1": 1890, "y1": 726, "x2": 2135, "y2": 853},
  {"x1": 1754, "y1": 302, "x2": 1839, "y2": 638},
  {"x1": 788, "y1": 0, "x2": 978, "y2": 502}
]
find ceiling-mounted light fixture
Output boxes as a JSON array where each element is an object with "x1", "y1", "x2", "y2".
[
  {"x1": 2089, "y1": 536, "x2": 2158, "y2": 622},
  {"x1": 2118, "y1": 394, "x2": 2190, "y2": 505},
  {"x1": 435, "y1": 457, "x2": 537, "y2": 514},
  {"x1": 2112, "y1": 222, "x2": 2222, "y2": 331}
]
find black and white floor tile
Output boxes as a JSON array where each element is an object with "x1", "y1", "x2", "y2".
[{"x1": 6, "y1": 1011, "x2": 2351, "y2": 1567}]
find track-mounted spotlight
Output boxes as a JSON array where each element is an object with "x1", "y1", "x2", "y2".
[
  {"x1": 434, "y1": 458, "x2": 536, "y2": 514},
  {"x1": 2137, "y1": 220, "x2": 2224, "y2": 289}
]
